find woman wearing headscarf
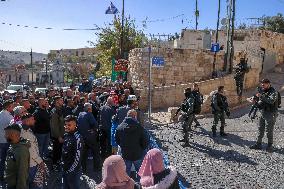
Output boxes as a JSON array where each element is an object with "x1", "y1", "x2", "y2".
[
  {"x1": 138, "y1": 148, "x2": 180, "y2": 189},
  {"x1": 96, "y1": 155, "x2": 141, "y2": 189}
]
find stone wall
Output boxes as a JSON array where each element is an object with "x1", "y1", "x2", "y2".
[
  {"x1": 128, "y1": 48, "x2": 224, "y2": 88},
  {"x1": 136, "y1": 68, "x2": 259, "y2": 112},
  {"x1": 212, "y1": 29, "x2": 284, "y2": 71}
]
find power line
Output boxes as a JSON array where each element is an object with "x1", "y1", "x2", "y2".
[{"x1": 0, "y1": 22, "x2": 99, "y2": 31}]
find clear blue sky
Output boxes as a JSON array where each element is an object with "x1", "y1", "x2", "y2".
[{"x1": 0, "y1": 0, "x2": 283, "y2": 53}]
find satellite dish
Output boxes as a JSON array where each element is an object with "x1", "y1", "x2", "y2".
[{"x1": 221, "y1": 18, "x2": 227, "y2": 25}]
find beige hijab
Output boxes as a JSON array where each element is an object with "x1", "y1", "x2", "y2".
[{"x1": 96, "y1": 155, "x2": 135, "y2": 189}]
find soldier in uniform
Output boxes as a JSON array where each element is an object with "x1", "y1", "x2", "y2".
[
  {"x1": 250, "y1": 79, "x2": 279, "y2": 153},
  {"x1": 211, "y1": 86, "x2": 230, "y2": 137},
  {"x1": 234, "y1": 57, "x2": 250, "y2": 97},
  {"x1": 175, "y1": 88, "x2": 195, "y2": 146},
  {"x1": 191, "y1": 83, "x2": 204, "y2": 127},
  {"x1": 4, "y1": 124, "x2": 30, "y2": 189}
]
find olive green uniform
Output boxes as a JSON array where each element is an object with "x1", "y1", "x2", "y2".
[{"x1": 5, "y1": 139, "x2": 30, "y2": 189}]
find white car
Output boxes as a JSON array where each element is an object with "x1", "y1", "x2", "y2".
[
  {"x1": 35, "y1": 88, "x2": 48, "y2": 94},
  {"x1": 6, "y1": 85, "x2": 24, "y2": 92}
]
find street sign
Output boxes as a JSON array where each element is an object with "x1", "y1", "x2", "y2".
[
  {"x1": 211, "y1": 43, "x2": 220, "y2": 53},
  {"x1": 152, "y1": 56, "x2": 165, "y2": 67}
]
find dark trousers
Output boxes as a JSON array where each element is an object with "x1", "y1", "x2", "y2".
[
  {"x1": 52, "y1": 138, "x2": 63, "y2": 164},
  {"x1": 236, "y1": 79, "x2": 244, "y2": 96},
  {"x1": 181, "y1": 114, "x2": 194, "y2": 143},
  {"x1": 100, "y1": 129, "x2": 112, "y2": 158},
  {"x1": 0, "y1": 143, "x2": 9, "y2": 178},
  {"x1": 81, "y1": 142, "x2": 101, "y2": 173},
  {"x1": 212, "y1": 112, "x2": 226, "y2": 132},
  {"x1": 63, "y1": 171, "x2": 81, "y2": 189},
  {"x1": 257, "y1": 113, "x2": 277, "y2": 144},
  {"x1": 193, "y1": 115, "x2": 200, "y2": 126}
]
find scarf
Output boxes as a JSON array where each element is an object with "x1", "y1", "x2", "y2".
[
  {"x1": 96, "y1": 155, "x2": 135, "y2": 189},
  {"x1": 138, "y1": 148, "x2": 165, "y2": 187}
]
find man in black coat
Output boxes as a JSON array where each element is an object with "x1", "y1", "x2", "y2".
[
  {"x1": 33, "y1": 98, "x2": 51, "y2": 159},
  {"x1": 115, "y1": 109, "x2": 148, "y2": 176}
]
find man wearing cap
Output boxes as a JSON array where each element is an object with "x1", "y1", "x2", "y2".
[
  {"x1": 21, "y1": 113, "x2": 46, "y2": 189},
  {"x1": 0, "y1": 100, "x2": 14, "y2": 180},
  {"x1": 250, "y1": 79, "x2": 279, "y2": 153},
  {"x1": 4, "y1": 123, "x2": 30, "y2": 189}
]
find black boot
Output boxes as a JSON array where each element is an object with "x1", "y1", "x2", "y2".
[
  {"x1": 181, "y1": 132, "x2": 189, "y2": 147},
  {"x1": 250, "y1": 143, "x2": 262, "y2": 150},
  {"x1": 212, "y1": 130, "x2": 217, "y2": 137},
  {"x1": 266, "y1": 143, "x2": 273, "y2": 153}
]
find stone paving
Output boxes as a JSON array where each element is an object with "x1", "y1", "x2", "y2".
[{"x1": 148, "y1": 100, "x2": 284, "y2": 189}]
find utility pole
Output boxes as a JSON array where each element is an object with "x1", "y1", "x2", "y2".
[
  {"x1": 45, "y1": 59, "x2": 48, "y2": 84},
  {"x1": 120, "y1": 0, "x2": 125, "y2": 58},
  {"x1": 229, "y1": 0, "x2": 236, "y2": 73},
  {"x1": 30, "y1": 49, "x2": 33, "y2": 84},
  {"x1": 195, "y1": 0, "x2": 199, "y2": 30},
  {"x1": 212, "y1": 0, "x2": 221, "y2": 78},
  {"x1": 224, "y1": 0, "x2": 232, "y2": 72}
]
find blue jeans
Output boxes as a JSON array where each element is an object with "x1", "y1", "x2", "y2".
[
  {"x1": 0, "y1": 143, "x2": 9, "y2": 178},
  {"x1": 124, "y1": 159, "x2": 143, "y2": 176},
  {"x1": 63, "y1": 171, "x2": 81, "y2": 189},
  {"x1": 29, "y1": 166, "x2": 42, "y2": 189},
  {"x1": 35, "y1": 133, "x2": 50, "y2": 158}
]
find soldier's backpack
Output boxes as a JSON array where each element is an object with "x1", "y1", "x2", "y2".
[{"x1": 277, "y1": 91, "x2": 282, "y2": 108}]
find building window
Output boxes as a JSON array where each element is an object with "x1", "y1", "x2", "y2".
[
  {"x1": 81, "y1": 51, "x2": 85, "y2": 56},
  {"x1": 76, "y1": 51, "x2": 79, "y2": 56}
]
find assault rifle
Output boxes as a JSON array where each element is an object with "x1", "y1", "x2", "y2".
[{"x1": 248, "y1": 87, "x2": 265, "y2": 121}]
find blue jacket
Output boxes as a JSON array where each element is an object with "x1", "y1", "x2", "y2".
[
  {"x1": 78, "y1": 82, "x2": 92, "y2": 93},
  {"x1": 77, "y1": 112, "x2": 98, "y2": 145},
  {"x1": 100, "y1": 105, "x2": 116, "y2": 130}
]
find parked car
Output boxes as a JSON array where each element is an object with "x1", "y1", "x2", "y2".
[{"x1": 35, "y1": 88, "x2": 48, "y2": 94}]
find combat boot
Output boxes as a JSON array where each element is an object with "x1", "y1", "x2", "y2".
[
  {"x1": 266, "y1": 143, "x2": 273, "y2": 153},
  {"x1": 250, "y1": 143, "x2": 262, "y2": 150},
  {"x1": 212, "y1": 130, "x2": 217, "y2": 137}
]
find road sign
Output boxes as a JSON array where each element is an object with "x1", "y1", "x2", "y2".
[
  {"x1": 152, "y1": 56, "x2": 165, "y2": 67},
  {"x1": 211, "y1": 43, "x2": 220, "y2": 53}
]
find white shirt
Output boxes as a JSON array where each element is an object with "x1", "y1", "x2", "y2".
[
  {"x1": 21, "y1": 127, "x2": 43, "y2": 167},
  {"x1": 0, "y1": 110, "x2": 13, "y2": 143}
]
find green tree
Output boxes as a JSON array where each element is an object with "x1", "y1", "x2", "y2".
[
  {"x1": 47, "y1": 52, "x2": 57, "y2": 62},
  {"x1": 261, "y1": 13, "x2": 284, "y2": 33},
  {"x1": 89, "y1": 16, "x2": 147, "y2": 77}
]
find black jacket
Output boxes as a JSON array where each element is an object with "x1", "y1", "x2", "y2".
[
  {"x1": 62, "y1": 131, "x2": 83, "y2": 173},
  {"x1": 72, "y1": 104, "x2": 84, "y2": 117},
  {"x1": 192, "y1": 90, "x2": 203, "y2": 114},
  {"x1": 115, "y1": 117, "x2": 148, "y2": 161},
  {"x1": 33, "y1": 107, "x2": 50, "y2": 134},
  {"x1": 211, "y1": 92, "x2": 229, "y2": 114},
  {"x1": 63, "y1": 106, "x2": 74, "y2": 118}
]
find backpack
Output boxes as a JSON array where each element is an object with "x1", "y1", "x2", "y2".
[{"x1": 277, "y1": 91, "x2": 282, "y2": 108}]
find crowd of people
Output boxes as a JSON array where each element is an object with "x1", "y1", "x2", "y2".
[{"x1": 0, "y1": 79, "x2": 180, "y2": 189}]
